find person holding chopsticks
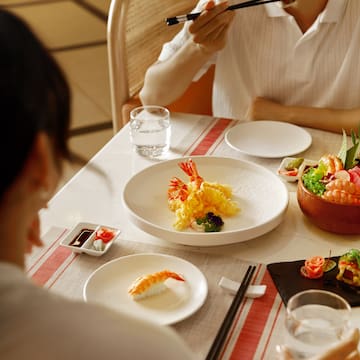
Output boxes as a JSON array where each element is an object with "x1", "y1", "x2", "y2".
[
  {"x1": 0, "y1": 9, "x2": 194, "y2": 360},
  {"x1": 140, "y1": 0, "x2": 360, "y2": 134}
]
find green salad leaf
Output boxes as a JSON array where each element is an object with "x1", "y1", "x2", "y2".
[
  {"x1": 302, "y1": 163, "x2": 327, "y2": 196},
  {"x1": 337, "y1": 129, "x2": 348, "y2": 167},
  {"x1": 337, "y1": 126, "x2": 360, "y2": 170}
]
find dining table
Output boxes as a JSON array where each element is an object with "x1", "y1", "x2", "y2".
[{"x1": 30, "y1": 112, "x2": 360, "y2": 359}]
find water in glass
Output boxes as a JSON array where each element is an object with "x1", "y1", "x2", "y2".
[
  {"x1": 285, "y1": 304, "x2": 349, "y2": 359},
  {"x1": 130, "y1": 106, "x2": 171, "y2": 157}
]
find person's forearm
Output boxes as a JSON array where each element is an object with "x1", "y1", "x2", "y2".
[
  {"x1": 249, "y1": 97, "x2": 360, "y2": 134},
  {"x1": 283, "y1": 106, "x2": 360, "y2": 134},
  {"x1": 139, "y1": 39, "x2": 213, "y2": 107}
]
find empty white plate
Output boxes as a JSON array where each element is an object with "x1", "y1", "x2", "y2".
[{"x1": 225, "y1": 121, "x2": 312, "y2": 158}]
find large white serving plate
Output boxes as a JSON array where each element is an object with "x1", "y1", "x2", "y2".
[
  {"x1": 225, "y1": 121, "x2": 312, "y2": 158},
  {"x1": 83, "y1": 253, "x2": 208, "y2": 325},
  {"x1": 122, "y1": 156, "x2": 289, "y2": 246}
]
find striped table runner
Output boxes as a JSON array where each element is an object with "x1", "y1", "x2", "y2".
[{"x1": 28, "y1": 117, "x2": 287, "y2": 359}]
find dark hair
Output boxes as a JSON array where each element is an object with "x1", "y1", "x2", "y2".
[{"x1": 0, "y1": 9, "x2": 71, "y2": 198}]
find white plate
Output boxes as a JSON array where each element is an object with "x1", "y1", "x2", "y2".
[
  {"x1": 83, "y1": 253, "x2": 208, "y2": 325},
  {"x1": 225, "y1": 121, "x2": 312, "y2": 158},
  {"x1": 122, "y1": 156, "x2": 289, "y2": 246}
]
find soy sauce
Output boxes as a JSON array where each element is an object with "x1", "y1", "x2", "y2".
[{"x1": 69, "y1": 228, "x2": 94, "y2": 247}]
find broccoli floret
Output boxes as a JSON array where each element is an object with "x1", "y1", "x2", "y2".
[{"x1": 196, "y1": 212, "x2": 224, "y2": 232}]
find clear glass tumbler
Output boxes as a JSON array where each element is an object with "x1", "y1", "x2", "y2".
[
  {"x1": 129, "y1": 105, "x2": 171, "y2": 158},
  {"x1": 285, "y1": 289, "x2": 351, "y2": 359}
]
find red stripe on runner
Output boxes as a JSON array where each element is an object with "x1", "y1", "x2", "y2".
[
  {"x1": 31, "y1": 246, "x2": 73, "y2": 286},
  {"x1": 220, "y1": 266, "x2": 263, "y2": 359},
  {"x1": 190, "y1": 118, "x2": 232, "y2": 155},
  {"x1": 229, "y1": 270, "x2": 278, "y2": 360},
  {"x1": 48, "y1": 253, "x2": 79, "y2": 289},
  {"x1": 27, "y1": 228, "x2": 68, "y2": 274},
  {"x1": 260, "y1": 300, "x2": 283, "y2": 358},
  {"x1": 182, "y1": 118, "x2": 217, "y2": 155}
]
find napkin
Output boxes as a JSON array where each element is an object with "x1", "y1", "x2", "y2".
[{"x1": 267, "y1": 257, "x2": 360, "y2": 307}]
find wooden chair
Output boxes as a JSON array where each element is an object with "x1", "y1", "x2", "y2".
[{"x1": 107, "y1": 0, "x2": 214, "y2": 133}]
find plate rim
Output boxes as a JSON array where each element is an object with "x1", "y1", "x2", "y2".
[
  {"x1": 83, "y1": 253, "x2": 208, "y2": 325},
  {"x1": 122, "y1": 155, "x2": 289, "y2": 246},
  {"x1": 225, "y1": 121, "x2": 312, "y2": 158}
]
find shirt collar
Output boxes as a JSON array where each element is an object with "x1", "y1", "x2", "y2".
[{"x1": 264, "y1": 0, "x2": 348, "y2": 23}]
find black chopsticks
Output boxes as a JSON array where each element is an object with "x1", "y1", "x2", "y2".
[
  {"x1": 166, "y1": 0, "x2": 280, "y2": 26},
  {"x1": 206, "y1": 265, "x2": 256, "y2": 360}
]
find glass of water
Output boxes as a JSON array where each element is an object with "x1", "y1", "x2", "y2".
[
  {"x1": 285, "y1": 290, "x2": 351, "y2": 359},
  {"x1": 129, "y1": 105, "x2": 171, "y2": 158}
]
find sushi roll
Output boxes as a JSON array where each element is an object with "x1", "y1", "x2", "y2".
[{"x1": 128, "y1": 269, "x2": 185, "y2": 300}]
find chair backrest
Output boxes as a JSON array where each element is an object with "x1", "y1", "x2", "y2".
[{"x1": 107, "y1": 0, "x2": 196, "y2": 132}]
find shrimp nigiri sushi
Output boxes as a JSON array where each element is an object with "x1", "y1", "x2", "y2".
[{"x1": 128, "y1": 269, "x2": 185, "y2": 300}]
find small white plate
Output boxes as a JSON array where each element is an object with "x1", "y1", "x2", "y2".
[
  {"x1": 225, "y1": 121, "x2": 312, "y2": 158},
  {"x1": 83, "y1": 253, "x2": 208, "y2": 325},
  {"x1": 277, "y1": 157, "x2": 318, "y2": 182},
  {"x1": 60, "y1": 222, "x2": 120, "y2": 256}
]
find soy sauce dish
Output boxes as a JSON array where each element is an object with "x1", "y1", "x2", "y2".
[
  {"x1": 60, "y1": 222, "x2": 120, "y2": 256},
  {"x1": 277, "y1": 157, "x2": 317, "y2": 183}
]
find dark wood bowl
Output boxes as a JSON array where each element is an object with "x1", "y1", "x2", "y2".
[{"x1": 297, "y1": 178, "x2": 360, "y2": 234}]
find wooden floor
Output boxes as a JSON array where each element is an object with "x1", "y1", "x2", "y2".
[{"x1": 1, "y1": 0, "x2": 114, "y2": 184}]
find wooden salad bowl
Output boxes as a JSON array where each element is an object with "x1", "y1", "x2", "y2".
[{"x1": 297, "y1": 178, "x2": 360, "y2": 235}]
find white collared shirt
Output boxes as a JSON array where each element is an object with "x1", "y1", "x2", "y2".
[{"x1": 159, "y1": 0, "x2": 360, "y2": 122}]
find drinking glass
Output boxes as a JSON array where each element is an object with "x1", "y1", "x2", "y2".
[
  {"x1": 285, "y1": 289, "x2": 351, "y2": 359},
  {"x1": 129, "y1": 105, "x2": 171, "y2": 157}
]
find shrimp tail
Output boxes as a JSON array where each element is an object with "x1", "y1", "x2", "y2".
[
  {"x1": 179, "y1": 159, "x2": 203, "y2": 188},
  {"x1": 168, "y1": 177, "x2": 188, "y2": 201}
]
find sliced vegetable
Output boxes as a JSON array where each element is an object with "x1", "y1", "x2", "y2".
[
  {"x1": 285, "y1": 158, "x2": 304, "y2": 171},
  {"x1": 278, "y1": 169, "x2": 298, "y2": 177},
  {"x1": 323, "y1": 259, "x2": 336, "y2": 272},
  {"x1": 335, "y1": 170, "x2": 351, "y2": 181}
]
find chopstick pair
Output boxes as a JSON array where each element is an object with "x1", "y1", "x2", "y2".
[
  {"x1": 206, "y1": 265, "x2": 256, "y2": 360},
  {"x1": 166, "y1": 0, "x2": 290, "y2": 26}
]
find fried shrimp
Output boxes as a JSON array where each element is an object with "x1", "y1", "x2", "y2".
[{"x1": 168, "y1": 159, "x2": 239, "y2": 230}]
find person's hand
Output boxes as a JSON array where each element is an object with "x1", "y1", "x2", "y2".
[
  {"x1": 276, "y1": 328, "x2": 360, "y2": 360},
  {"x1": 246, "y1": 97, "x2": 287, "y2": 122},
  {"x1": 25, "y1": 214, "x2": 43, "y2": 253},
  {"x1": 189, "y1": 1, "x2": 235, "y2": 54}
]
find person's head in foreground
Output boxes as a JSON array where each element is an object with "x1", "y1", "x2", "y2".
[
  {"x1": 0, "y1": 9, "x2": 195, "y2": 360},
  {"x1": 0, "y1": 8, "x2": 71, "y2": 268}
]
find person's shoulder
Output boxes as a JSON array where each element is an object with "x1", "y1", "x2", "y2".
[{"x1": 52, "y1": 300, "x2": 196, "y2": 360}]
